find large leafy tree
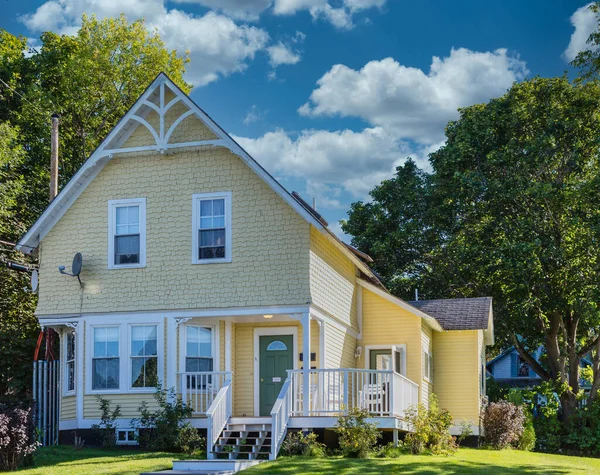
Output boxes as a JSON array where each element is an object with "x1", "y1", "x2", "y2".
[
  {"x1": 343, "y1": 76, "x2": 600, "y2": 420},
  {"x1": 0, "y1": 15, "x2": 189, "y2": 397}
]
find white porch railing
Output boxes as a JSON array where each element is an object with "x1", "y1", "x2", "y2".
[
  {"x1": 288, "y1": 369, "x2": 419, "y2": 417},
  {"x1": 270, "y1": 378, "x2": 292, "y2": 460},
  {"x1": 206, "y1": 379, "x2": 232, "y2": 459},
  {"x1": 178, "y1": 371, "x2": 232, "y2": 415}
]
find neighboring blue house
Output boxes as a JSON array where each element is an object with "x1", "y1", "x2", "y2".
[{"x1": 487, "y1": 346, "x2": 592, "y2": 389}]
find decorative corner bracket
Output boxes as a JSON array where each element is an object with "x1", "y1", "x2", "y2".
[{"x1": 174, "y1": 317, "x2": 193, "y2": 327}]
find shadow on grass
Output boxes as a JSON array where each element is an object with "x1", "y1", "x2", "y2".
[{"x1": 245, "y1": 457, "x2": 578, "y2": 475}]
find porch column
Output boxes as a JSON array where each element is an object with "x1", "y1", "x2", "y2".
[
  {"x1": 225, "y1": 321, "x2": 232, "y2": 373},
  {"x1": 302, "y1": 312, "x2": 311, "y2": 416}
]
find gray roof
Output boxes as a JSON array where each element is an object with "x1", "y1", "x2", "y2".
[{"x1": 408, "y1": 297, "x2": 492, "y2": 331}]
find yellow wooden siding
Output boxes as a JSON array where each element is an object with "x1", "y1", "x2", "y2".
[
  {"x1": 61, "y1": 396, "x2": 76, "y2": 420},
  {"x1": 309, "y1": 227, "x2": 358, "y2": 329},
  {"x1": 359, "y1": 288, "x2": 423, "y2": 387},
  {"x1": 324, "y1": 323, "x2": 356, "y2": 369},
  {"x1": 37, "y1": 137, "x2": 311, "y2": 316},
  {"x1": 232, "y1": 321, "x2": 320, "y2": 417},
  {"x1": 84, "y1": 394, "x2": 159, "y2": 419},
  {"x1": 432, "y1": 330, "x2": 479, "y2": 424}
]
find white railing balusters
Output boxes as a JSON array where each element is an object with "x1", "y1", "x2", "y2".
[
  {"x1": 206, "y1": 379, "x2": 232, "y2": 460},
  {"x1": 178, "y1": 371, "x2": 232, "y2": 415},
  {"x1": 270, "y1": 378, "x2": 292, "y2": 460},
  {"x1": 287, "y1": 368, "x2": 419, "y2": 418}
]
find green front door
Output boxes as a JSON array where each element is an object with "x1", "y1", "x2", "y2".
[{"x1": 259, "y1": 335, "x2": 293, "y2": 416}]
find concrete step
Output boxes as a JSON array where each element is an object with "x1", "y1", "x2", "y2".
[{"x1": 171, "y1": 459, "x2": 263, "y2": 473}]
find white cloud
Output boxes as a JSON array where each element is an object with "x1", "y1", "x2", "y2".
[
  {"x1": 564, "y1": 3, "x2": 597, "y2": 62},
  {"x1": 234, "y1": 127, "x2": 425, "y2": 200},
  {"x1": 169, "y1": 0, "x2": 273, "y2": 21},
  {"x1": 273, "y1": 0, "x2": 385, "y2": 29},
  {"x1": 243, "y1": 105, "x2": 267, "y2": 124},
  {"x1": 267, "y1": 42, "x2": 301, "y2": 67},
  {"x1": 300, "y1": 48, "x2": 528, "y2": 143},
  {"x1": 20, "y1": 0, "x2": 269, "y2": 86}
]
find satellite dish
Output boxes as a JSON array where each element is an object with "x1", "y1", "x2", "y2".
[
  {"x1": 72, "y1": 253, "x2": 82, "y2": 276},
  {"x1": 31, "y1": 270, "x2": 39, "y2": 293}
]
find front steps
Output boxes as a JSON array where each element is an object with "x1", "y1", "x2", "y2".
[{"x1": 212, "y1": 421, "x2": 272, "y2": 461}]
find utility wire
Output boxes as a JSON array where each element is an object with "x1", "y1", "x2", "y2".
[{"x1": 0, "y1": 77, "x2": 57, "y2": 120}]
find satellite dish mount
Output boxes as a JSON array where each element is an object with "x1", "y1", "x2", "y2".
[{"x1": 59, "y1": 252, "x2": 83, "y2": 286}]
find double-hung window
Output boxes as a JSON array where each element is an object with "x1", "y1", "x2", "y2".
[
  {"x1": 92, "y1": 327, "x2": 120, "y2": 390},
  {"x1": 131, "y1": 325, "x2": 158, "y2": 389},
  {"x1": 423, "y1": 350, "x2": 433, "y2": 382},
  {"x1": 192, "y1": 193, "x2": 231, "y2": 264},
  {"x1": 65, "y1": 331, "x2": 75, "y2": 394},
  {"x1": 108, "y1": 198, "x2": 146, "y2": 268},
  {"x1": 186, "y1": 326, "x2": 213, "y2": 389}
]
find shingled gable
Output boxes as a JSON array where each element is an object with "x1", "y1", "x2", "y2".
[{"x1": 16, "y1": 72, "x2": 376, "y2": 280}]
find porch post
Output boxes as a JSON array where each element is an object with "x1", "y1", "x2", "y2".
[
  {"x1": 302, "y1": 312, "x2": 311, "y2": 416},
  {"x1": 225, "y1": 321, "x2": 232, "y2": 373}
]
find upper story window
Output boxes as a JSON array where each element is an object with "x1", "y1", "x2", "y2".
[
  {"x1": 192, "y1": 192, "x2": 232, "y2": 264},
  {"x1": 65, "y1": 331, "x2": 75, "y2": 394},
  {"x1": 108, "y1": 198, "x2": 146, "y2": 269}
]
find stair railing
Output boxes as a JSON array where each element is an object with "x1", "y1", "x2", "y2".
[
  {"x1": 270, "y1": 377, "x2": 292, "y2": 460},
  {"x1": 206, "y1": 379, "x2": 232, "y2": 459}
]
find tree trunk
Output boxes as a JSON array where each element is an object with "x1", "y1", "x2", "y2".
[{"x1": 560, "y1": 391, "x2": 578, "y2": 421}]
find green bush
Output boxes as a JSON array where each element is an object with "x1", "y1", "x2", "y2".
[
  {"x1": 335, "y1": 406, "x2": 381, "y2": 458},
  {"x1": 376, "y1": 441, "x2": 405, "y2": 458},
  {"x1": 457, "y1": 419, "x2": 474, "y2": 446},
  {"x1": 404, "y1": 395, "x2": 457, "y2": 455},
  {"x1": 177, "y1": 423, "x2": 205, "y2": 455},
  {"x1": 90, "y1": 395, "x2": 122, "y2": 448},
  {"x1": 131, "y1": 385, "x2": 198, "y2": 453},
  {"x1": 280, "y1": 431, "x2": 326, "y2": 457},
  {"x1": 518, "y1": 410, "x2": 536, "y2": 452}
]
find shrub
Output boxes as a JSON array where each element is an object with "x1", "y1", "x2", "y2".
[
  {"x1": 177, "y1": 423, "x2": 205, "y2": 455},
  {"x1": 517, "y1": 410, "x2": 536, "y2": 452},
  {"x1": 457, "y1": 419, "x2": 474, "y2": 446},
  {"x1": 404, "y1": 395, "x2": 456, "y2": 455},
  {"x1": 335, "y1": 406, "x2": 381, "y2": 458},
  {"x1": 376, "y1": 441, "x2": 404, "y2": 458},
  {"x1": 90, "y1": 395, "x2": 122, "y2": 447},
  {"x1": 481, "y1": 401, "x2": 525, "y2": 449},
  {"x1": 280, "y1": 431, "x2": 326, "y2": 457},
  {"x1": 0, "y1": 404, "x2": 39, "y2": 471},
  {"x1": 131, "y1": 385, "x2": 196, "y2": 453}
]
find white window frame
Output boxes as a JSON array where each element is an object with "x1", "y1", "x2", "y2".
[
  {"x1": 89, "y1": 325, "x2": 121, "y2": 394},
  {"x1": 364, "y1": 344, "x2": 407, "y2": 376},
  {"x1": 179, "y1": 323, "x2": 220, "y2": 377},
  {"x1": 192, "y1": 192, "x2": 232, "y2": 264},
  {"x1": 116, "y1": 428, "x2": 138, "y2": 446},
  {"x1": 86, "y1": 317, "x2": 164, "y2": 395},
  {"x1": 128, "y1": 324, "x2": 160, "y2": 392},
  {"x1": 108, "y1": 198, "x2": 146, "y2": 269},
  {"x1": 63, "y1": 330, "x2": 76, "y2": 396},
  {"x1": 423, "y1": 349, "x2": 433, "y2": 382}
]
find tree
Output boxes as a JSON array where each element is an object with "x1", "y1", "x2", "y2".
[
  {"x1": 343, "y1": 76, "x2": 600, "y2": 421},
  {"x1": 0, "y1": 15, "x2": 189, "y2": 397}
]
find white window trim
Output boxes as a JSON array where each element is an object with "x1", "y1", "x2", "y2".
[
  {"x1": 88, "y1": 324, "x2": 122, "y2": 394},
  {"x1": 128, "y1": 323, "x2": 162, "y2": 393},
  {"x1": 179, "y1": 322, "x2": 220, "y2": 378},
  {"x1": 108, "y1": 198, "x2": 147, "y2": 269},
  {"x1": 63, "y1": 330, "x2": 76, "y2": 396},
  {"x1": 116, "y1": 428, "x2": 139, "y2": 446},
  {"x1": 423, "y1": 350, "x2": 433, "y2": 383},
  {"x1": 191, "y1": 192, "x2": 232, "y2": 264},
  {"x1": 364, "y1": 344, "x2": 407, "y2": 376},
  {"x1": 86, "y1": 317, "x2": 164, "y2": 395}
]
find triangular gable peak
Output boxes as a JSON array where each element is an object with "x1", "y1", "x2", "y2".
[{"x1": 17, "y1": 73, "x2": 376, "y2": 281}]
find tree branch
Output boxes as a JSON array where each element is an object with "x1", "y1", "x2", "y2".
[{"x1": 512, "y1": 334, "x2": 551, "y2": 381}]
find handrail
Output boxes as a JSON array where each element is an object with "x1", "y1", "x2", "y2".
[
  {"x1": 270, "y1": 378, "x2": 292, "y2": 460},
  {"x1": 205, "y1": 380, "x2": 232, "y2": 460}
]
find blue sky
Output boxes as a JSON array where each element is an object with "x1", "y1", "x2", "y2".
[{"x1": 0, "y1": 0, "x2": 595, "y2": 238}]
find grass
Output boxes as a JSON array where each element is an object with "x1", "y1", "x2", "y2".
[
  {"x1": 240, "y1": 448, "x2": 600, "y2": 474},
  {"x1": 14, "y1": 445, "x2": 196, "y2": 475}
]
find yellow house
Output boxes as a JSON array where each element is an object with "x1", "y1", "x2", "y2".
[{"x1": 17, "y1": 73, "x2": 494, "y2": 461}]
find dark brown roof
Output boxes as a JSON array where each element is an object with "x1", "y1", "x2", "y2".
[
  {"x1": 291, "y1": 191, "x2": 328, "y2": 227},
  {"x1": 408, "y1": 297, "x2": 492, "y2": 330}
]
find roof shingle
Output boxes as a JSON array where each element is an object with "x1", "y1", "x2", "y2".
[{"x1": 408, "y1": 297, "x2": 492, "y2": 330}]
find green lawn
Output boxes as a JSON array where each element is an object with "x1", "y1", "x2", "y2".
[
  {"x1": 15, "y1": 446, "x2": 194, "y2": 475},
  {"x1": 241, "y1": 448, "x2": 600, "y2": 474}
]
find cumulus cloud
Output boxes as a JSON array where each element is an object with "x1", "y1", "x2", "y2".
[
  {"x1": 564, "y1": 3, "x2": 597, "y2": 62},
  {"x1": 170, "y1": 0, "x2": 273, "y2": 21},
  {"x1": 20, "y1": 0, "x2": 269, "y2": 86},
  {"x1": 234, "y1": 127, "x2": 427, "y2": 199},
  {"x1": 299, "y1": 48, "x2": 528, "y2": 143},
  {"x1": 273, "y1": 0, "x2": 385, "y2": 29},
  {"x1": 243, "y1": 105, "x2": 268, "y2": 124},
  {"x1": 266, "y1": 42, "x2": 301, "y2": 67}
]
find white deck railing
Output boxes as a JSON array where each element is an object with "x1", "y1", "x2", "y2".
[
  {"x1": 288, "y1": 368, "x2": 419, "y2": 417},
  {"x1": 206, "y1": 379, "x2": 232, "y2": 459},
  {"x1": 178, "y1": 371, "x2": 232, "y2": 415},
  {"x1": 270, "y1": 378, "x2": 292, "y2": 460}
]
